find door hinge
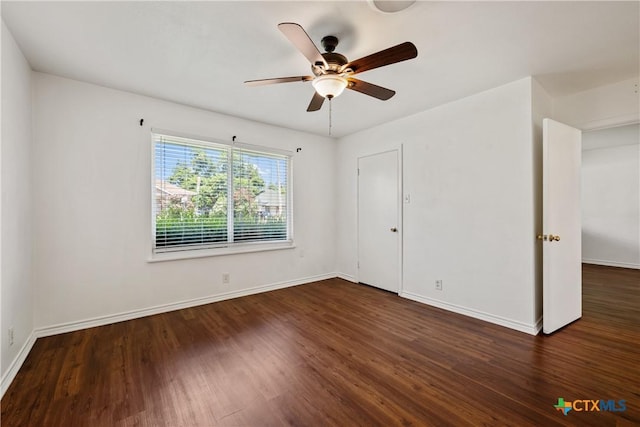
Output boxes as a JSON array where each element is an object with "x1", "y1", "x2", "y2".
[{"x1": 357, "y1": 168, "x2": 360, "y2": 176}]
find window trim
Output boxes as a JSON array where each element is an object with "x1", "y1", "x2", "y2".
[
  {"x1": 150, "y1": 129, "x2": 294, "y2": 260},
  {"x1": 148, "y1": 241, "x2": 296, "y2": 263}
]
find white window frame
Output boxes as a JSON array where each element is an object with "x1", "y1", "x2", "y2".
[{"x1": 150, "y1": 129, "x2": 294, "y2": 262}]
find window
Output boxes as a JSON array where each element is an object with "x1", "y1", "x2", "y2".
[{"x1": 152, "y1": 131, "x2": 292, "y2": 255}]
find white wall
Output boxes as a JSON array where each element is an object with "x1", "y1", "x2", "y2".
[
  {"x1": 582, "y1": 124, "x2": 640, "y2": 269},
  {"x1": 336, "y1": 77, "x2": 540, "y2": 334},
  {"x1": 31, "y1": 73, "x2": 336, "y2": 330},
  {"x1": 553, "y1": 77, "x2": 640, "y2": 131},
  {"x1": 1, "y1": 20, "x2": 34, "y2": 387}
]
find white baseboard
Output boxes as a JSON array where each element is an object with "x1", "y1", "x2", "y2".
[
  {"x1": 1, "y1": 331, "x2": 36, "y2": 398},
  {"x1": 400, "y1": 291, "x2": 540, "y2": 335},
  {"x1": 583, "y1": 259, "x2": 640, "y2": 270},
  {"x1": 336, "y1": 273, "x2": 357, "y2": 283},
  {"x1": 534, "y1": 316, "x2": 543, "y2": 335},
  {"x1": 35, "y1": 273, "x2": 337, "y2": 338}
]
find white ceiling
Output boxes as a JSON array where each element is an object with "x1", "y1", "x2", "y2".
[{"x1": 2, "y1": 1, "x2": 638, "y2": 138}]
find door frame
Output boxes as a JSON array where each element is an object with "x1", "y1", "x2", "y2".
[{"x1": 356, "y1": 146, "x2": 404, "y2": 294}]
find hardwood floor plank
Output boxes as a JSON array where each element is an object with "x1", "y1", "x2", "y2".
[{"x1": 2, "y1": 264, "x2": 638, "y2": 426}]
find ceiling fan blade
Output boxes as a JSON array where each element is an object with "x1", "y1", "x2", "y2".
[
  {"x1": 346, "y1": 78, "x2": 396, "y2": 100},
  {"x1": 278, "y1": 23, "x2": 328, "y2": 68},
  {"x1": 307, "y1": 92, "x2": 325, "y2": 112},
  {"x1": 345, "y1": 42, "x2": 418, "y2": 75},
  {"x1": 244, "y1": 76, "x2": 313, "y2": 86}
]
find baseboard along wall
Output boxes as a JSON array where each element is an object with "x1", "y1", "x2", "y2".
[
  {"x1": 582, "y1": 259, "x2": 640, "y2": 270},
  {"x1": 400, "y1": 291, "x2": 542, "y2": 336}
]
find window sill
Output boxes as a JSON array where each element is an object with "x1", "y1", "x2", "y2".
[{"x1": 148, "y1": 241, "x2": 295, "y2": 263}]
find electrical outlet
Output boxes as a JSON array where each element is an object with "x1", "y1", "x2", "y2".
[
  {"x1": 222, "y1": 273, "x2": 230, "y2": 284},
  {"x1": 435, "y1": 280, "x2": 443, "y2": 291},
  {"x1": 8, "y1": 327, "x2": 14, "y2": 346}
]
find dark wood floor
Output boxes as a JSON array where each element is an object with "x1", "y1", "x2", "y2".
[{"x1": 2, "y1": 264, "x2": 638, "y2": 426}]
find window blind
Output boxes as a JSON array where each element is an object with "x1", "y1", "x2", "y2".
[{"x1": 153, "y1": 133, "x2": 291, "y2": 254}]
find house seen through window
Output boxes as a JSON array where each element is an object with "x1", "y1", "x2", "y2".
[{"x1": 153, "y1": 133, "x2": 291, "y2": 253}]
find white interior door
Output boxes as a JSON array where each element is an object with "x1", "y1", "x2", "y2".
[
  {"x1": 542, "y1": 118, "x2": 582, "y2": 334},
  {"x1": 358, "y1": 150, "x2": 400, "y2": 292}
]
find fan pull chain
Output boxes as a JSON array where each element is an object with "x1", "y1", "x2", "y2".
[{"x1": 329, "y1": 98, "x2": 332, "y2": 136}]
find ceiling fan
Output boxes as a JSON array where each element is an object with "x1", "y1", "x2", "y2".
[{"x1": 245, "y1": 23, "x2": 418, "y2": 112}]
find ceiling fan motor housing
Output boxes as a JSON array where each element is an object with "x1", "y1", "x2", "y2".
[
  {"x1": 311, "y1": 36, "x2": 349, "y2": 76},
  {"x1": 314, "y1": 52, "x2": 348, "y2": 75}
]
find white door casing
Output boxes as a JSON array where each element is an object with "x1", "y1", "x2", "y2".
[
  {"x1": 357, "y1": 150, "x2": 401, "y2": 293},
  {"x1": 542, "y1": 118, "x2": 582, "y2": 334}
]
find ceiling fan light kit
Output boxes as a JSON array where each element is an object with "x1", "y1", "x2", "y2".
[
  {"x1": 244, "y1": 22, "x2": 418, "y2": 114},
  {"x1": 311, "y1": 74, "x2": 348, "y2": 99}
]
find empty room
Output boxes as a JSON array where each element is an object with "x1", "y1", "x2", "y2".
[{"x1": 1, "y1": 1, "x2": 639, "y2": 426}]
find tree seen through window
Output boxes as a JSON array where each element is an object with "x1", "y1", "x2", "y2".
[{"x1": 154, "y1": 136, "x2": 289, "y2": 251}]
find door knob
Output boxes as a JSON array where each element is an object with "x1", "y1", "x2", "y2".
[
  {"x1": 390, "y1": 227, "x2": 398, "y2": 232},
  {"x1": 537, "y1": 234, "x2": 560, "y2": 241}
]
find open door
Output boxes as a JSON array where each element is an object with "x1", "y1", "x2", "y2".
[{"x1": 542, "y1": 118, "x2": 582, "y2": 334}]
